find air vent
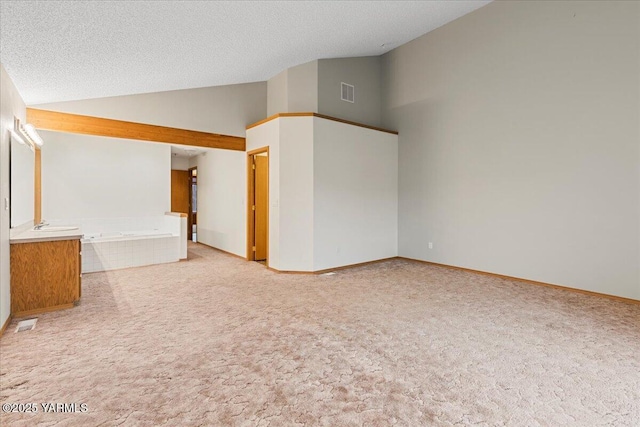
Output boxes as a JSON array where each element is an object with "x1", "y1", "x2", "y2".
[
  {"x1": 15, "y1": 318, "x2": 37, "y2": 333},
  {"x1": 341, "y1": 82, "x2": 354, "y2": 103}
]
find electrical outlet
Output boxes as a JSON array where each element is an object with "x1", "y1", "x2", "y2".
[{"x1": 428, "y1": 242, "x2": 433, "y2": 249}]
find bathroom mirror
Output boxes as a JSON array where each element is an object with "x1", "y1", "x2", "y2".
[{"x1": 10, "y1": 130, "x2": 35, "y2": 227}]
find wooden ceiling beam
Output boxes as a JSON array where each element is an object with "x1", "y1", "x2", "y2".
[{"x1": 26, "y1": 108, "x2": 246, "y2": 151}]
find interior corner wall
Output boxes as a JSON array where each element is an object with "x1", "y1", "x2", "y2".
[
  {"x1": 1, "y1": 64, "x2": 27, "y2": 328},
  {"x1": 313, "y1": 118, "x2": 398, "y2": 271},
  {"x1": 267, "y1": 69, "x2": 288, "y2": 116},
  {"x1": 267, "y1": 70, "x2": 289, "y2": 117},
  {"x1": 193, "y1": 149, "x2": 246, "y2": 257},
  {"x1": 267, "y1": 61, "x2": 318, "y2": 116},
  {"x1": 41, "y1": 131, "x2": 171, "y2": 220},
  {"x1": 317, "y1": 56, "x2": 382, "y2": 128},
  {"x1": 382, "y1": 1, "x2": 640, "y2": 299},
  {"x1": 287, "y1": 60, "x2": 318, "y2": 113}
]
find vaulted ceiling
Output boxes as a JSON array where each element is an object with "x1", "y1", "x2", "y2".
[{"x1": 1, "y1": 1, "x2": 490, "y2": 105}]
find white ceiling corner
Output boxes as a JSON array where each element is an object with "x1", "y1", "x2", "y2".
[{"x1": 0, "y1": 0, "x2": 491, "y2": 105}]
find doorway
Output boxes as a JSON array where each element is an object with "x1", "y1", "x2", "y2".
[
  {"x1": 188, "y1": 167, "x2": 197, "y2": 242},
  {"x1": 171, "y1": 169, "x2": 190, "y2": 215},
  {"x1": 247, "y1": 147, "x2": 269, "y2": 265}
]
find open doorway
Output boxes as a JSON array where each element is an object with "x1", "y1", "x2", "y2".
[
  {"x1": 188, "y1": 167, "x2": 197, "y2": 242},
  {"x1": 247, "y1": 147, "x2": 269, "y2": 265}
]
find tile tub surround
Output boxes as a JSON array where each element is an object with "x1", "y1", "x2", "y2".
[
  {"x1": 45, "y1": 214, "x2": 186, "y2": 273},
  {"x1": 81, "y1": 235, "x2": 179, "y2": 273}
]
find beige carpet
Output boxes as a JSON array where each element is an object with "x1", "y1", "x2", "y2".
[{"x1": 1, "y1": 243, "x2": 639, "y2": 426}]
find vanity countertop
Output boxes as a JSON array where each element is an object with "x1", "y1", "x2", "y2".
[{"x1": 10, "y1": 226, "x2": 83, "y2": 244}]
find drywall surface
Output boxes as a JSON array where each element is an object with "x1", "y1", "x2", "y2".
[
  {"x1": 382, "y1": 1, "x2": 640, "y2": 299},
  {"x1": 34, "y1": 81, "x2": 267, "y2": 138},
  {"x1": 41, "y1": 131, "x2": 170, "y2": 220},
  {"x1": 267, "y1": 61, "x2": 318, "y2": 116},
  {"x1": 278, "y1": 117, "x2": 314, "y2": 271},
  {"x1": 318, "y1": 56, "x2": 382, "y2": 127},
  {"x1": 287, "y1": 60, "x2": 318, "y2": 113},
  {"x1": 247, "y1": 117, "x2": 315, "y2": 271},
  {"x1": 247, "y1": 119, "x2": 280, "y2": 266},
  {"x1": 10, "y1": 129, "x2": 34, "y2": 227},
  {"x1": 171, "y1": 156, "x2": 190, "y2": 171},
  {"x1": 194, "y1": 148, "x2": 246, "y2": 257},
  {"x1": 313, "y1": 117, "x2": 398, "y2": 271},
  {"x1": 1, "y1": 64, "x2": 27, "y2": 328},
  {"x1": 267, "y1": 69, "x2": 288, "y2": 116}
]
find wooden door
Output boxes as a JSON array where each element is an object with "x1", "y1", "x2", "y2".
[
  {"x1": 171, "y1": 170, "x2": 190, "y2": 214},
  {"x1": 254, "y1": 156, "x2": 268, "y2": 260}
]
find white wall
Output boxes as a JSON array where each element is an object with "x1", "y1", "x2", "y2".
[
  {"x1": 171, "y1": 156, "x2": 190, "y2": 171},
  {"x1": 267, "y1": 61, "x2": 318, "y2": 116},
  {"x1": 267, "y1": 69, "x2": 288, "y2": 116},
  {"x1": 35, "y1": 81, "x2": 267, "y2": 137},
  {"x1": 317, "y1": 57, "x2": 382, "y2": 127},
  {"x1": 247, "y1": 117, "x2": 315, "y2": 271},
  {"x1": 278, "y1": 117, "x2": 314, "y2": 271},
  {"x1": 41, "y1": 131, "x2": 170, "y2": 220},
  {"x1": 1, "y1": 64, "x2": 27, "y2": 328},
  {"x1": 382, "y1": 1, "x2": 640, "y2": 299},
  {"x1": 193, "y1": 149, "x2": 246, "y2": 257},
  {"x1": 247, "y1": 119, "x2": 280, "y2": 266},
  {"x1": 287, "y1": 60, "x2": 318, "y2": 113},
  {"x1": 313, "y1": 118, "x2": 398, "y2": 270},
  {"x1": 10, "y1": 130, "x2": 34, "y2": 227}
]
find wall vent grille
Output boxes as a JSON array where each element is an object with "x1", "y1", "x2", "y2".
[
  {"x1": 15, "y1": 318, "x2": 37, "y2": 333},
  {"x1": 341, "y1": 82, "x2": 355, "y2": 103}
]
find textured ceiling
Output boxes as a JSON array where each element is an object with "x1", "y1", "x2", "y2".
[{"x1": 1, "y1": 1, "x2": 490, "y2": 105}]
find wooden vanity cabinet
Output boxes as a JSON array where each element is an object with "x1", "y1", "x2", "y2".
[{"x1": 10, "y1": 238, "x2": 82, "y2": 317}]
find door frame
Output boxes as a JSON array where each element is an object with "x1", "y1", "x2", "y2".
[
  {"x1": 188, "y1": 166, "x2": 197, "y2": 241},
  {"x1": 246, "y1": 147, "x2": 269, "y2": 265}
]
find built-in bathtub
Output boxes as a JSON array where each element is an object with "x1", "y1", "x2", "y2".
[
  {"x1": 48, "y1": 213, "x2": 187, "y2": 273},
  {"x1": 83, "y1": 230, "x2": 174, "y2": 241}
]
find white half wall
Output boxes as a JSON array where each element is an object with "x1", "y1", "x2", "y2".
[
  {"x1": 1, "y1": 64, "x2": 27, "y2": 328},
  {"x1": 41, "y1": 131, "x2": 171, "y2": 220},
  {"x1": 193, "y1": 149, "x2": 246, "y2": 257},
  {"x1": 313, "y1": 118, "x2": 398, "y2": 270},
  {"x1": 382, "y1": 0, "x2": 640, "y2": 300}
]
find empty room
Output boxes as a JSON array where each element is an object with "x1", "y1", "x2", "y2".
[{"x1": 0, "y1": 1, "x2": 638, "y2": 426}]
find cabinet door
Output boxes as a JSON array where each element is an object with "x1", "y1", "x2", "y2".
[{"x1": 11, "y1": 239, "x2": 81, "y2": 315}]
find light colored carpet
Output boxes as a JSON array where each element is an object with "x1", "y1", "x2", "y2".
[{"x1": 1, "y1": 243, "x2": 639, "y2": 426}]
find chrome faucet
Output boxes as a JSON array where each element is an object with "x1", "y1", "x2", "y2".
[{"x1": 34, "y1": 220, "x2": 49, "y2": 230}]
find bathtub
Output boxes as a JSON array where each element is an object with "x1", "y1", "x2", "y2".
[
  {"x1": 83, "y1": 230, "x2": 174, "y2": 241},
  {"x1": 77, "y1": 214, "x2": 187, "y2": 273}
]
